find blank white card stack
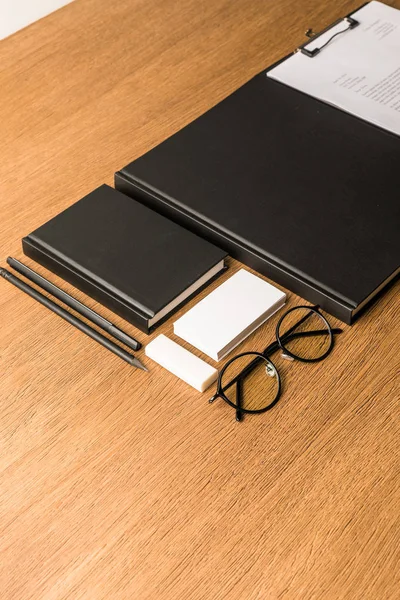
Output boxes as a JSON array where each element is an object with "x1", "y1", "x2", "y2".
[{"x1": 174, "y1": 269, "x2": 286, "y2": 361}]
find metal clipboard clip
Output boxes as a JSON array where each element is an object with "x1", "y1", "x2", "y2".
[{"x1": 297, "y1": 16, "x2": 359, "y2": 58}]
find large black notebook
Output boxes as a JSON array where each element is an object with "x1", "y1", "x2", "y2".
[
  {"x1": 22, "y1": 185, "x2": 227, "y2": 333},
  {"x1": 115, "y1": 5, "x2": 400, "y2": 324}
]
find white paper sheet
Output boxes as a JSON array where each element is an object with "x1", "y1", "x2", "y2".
[
  {"x1": 268, "y1": 1, "x2": 400, "y2": 136},
  {"x1": 0, "y1": 1, "x2": 74, "y2": 41}
]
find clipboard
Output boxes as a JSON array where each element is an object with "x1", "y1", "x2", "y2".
[
  {"x1": 115, "y1": 2, "x2": 400, "y2": 324},
  {"x1": 297, "y1": 16, "x2": 359, "y2": 57},
  {"x1": 266, "y1": 1, "x2": 400, "y2": 138}
]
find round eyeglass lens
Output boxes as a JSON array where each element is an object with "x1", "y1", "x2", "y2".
[
  {"x1": 220, "y1": 353, "x2": 280, "y2": 412},
  {"x1": 277, "y1": 307, "x2": 332, "y2": 361}
]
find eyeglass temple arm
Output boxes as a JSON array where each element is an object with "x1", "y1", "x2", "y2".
[
  {"x1": 332, "y1": 327, "x2": 343, "y2": 335},
  {"x1": 209, "y1": 327, "x2": 343, "y2": 402},
  {"x1": 278, "y1": 307, "x2": 342, "y2": 342},
  {"x1": 263, "y1": 328, "x2": 342, "y2": 358},
  {"x1": 281, "y1": 308, "x2": 316, "y2": 339},
  {"x1": 235, "y1": 379, "x2": 243, "y2": 422}
]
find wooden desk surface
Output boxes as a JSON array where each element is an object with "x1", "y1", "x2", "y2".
[{"x1": 1, "y1": 1, "x2": 399, "y2": 598}]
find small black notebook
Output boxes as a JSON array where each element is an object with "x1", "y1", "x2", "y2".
[{"x1": 22, "y1": 185, "x2": 227, "y2": 333}]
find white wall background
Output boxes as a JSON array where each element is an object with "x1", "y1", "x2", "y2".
[{"x1": 0, "y1": 0, "x2": 74, "y2": 40}]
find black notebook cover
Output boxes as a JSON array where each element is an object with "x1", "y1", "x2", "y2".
[
  {"x1": 115, "y1": 54, "x2": 400, "y2": 324},
  {"x1": 22, "y1": 185, "x2": 227, "y2": 333}
]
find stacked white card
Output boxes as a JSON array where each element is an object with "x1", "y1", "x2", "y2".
[{"x1": 174, "y1": 269, "x2": 286, "y2": 361}]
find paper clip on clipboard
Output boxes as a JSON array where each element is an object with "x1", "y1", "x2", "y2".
[{"x1": 297, "y1": 16, "x2": 359, "y2": 58}]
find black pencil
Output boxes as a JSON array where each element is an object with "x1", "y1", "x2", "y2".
[
  {"x1": 7, "y1": 256, "x2": 141, "y2": 351},
  {"x1": 0, "y1": 268, "x2": 147, "y2": 371}
]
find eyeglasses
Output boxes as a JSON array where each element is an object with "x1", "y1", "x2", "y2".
[{"x1": 209, "y1": 305, "x2": 343, "y2": 421}]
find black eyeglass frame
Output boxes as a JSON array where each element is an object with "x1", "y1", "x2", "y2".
[{"x1": 209, "y1": 305, "x2": 342, "y2": 420}]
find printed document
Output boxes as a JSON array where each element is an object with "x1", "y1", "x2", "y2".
[{"x1": 268, "y1": 1, "x2": 400, "y2": 136}]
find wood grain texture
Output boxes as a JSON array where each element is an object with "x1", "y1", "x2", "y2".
[{"x1": 0, "y1": 0, "x2": 399, "y2": 598}]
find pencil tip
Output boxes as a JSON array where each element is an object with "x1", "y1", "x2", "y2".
[{"x1": 133, "y1": 358, "x2": 148, "y2": 371}]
